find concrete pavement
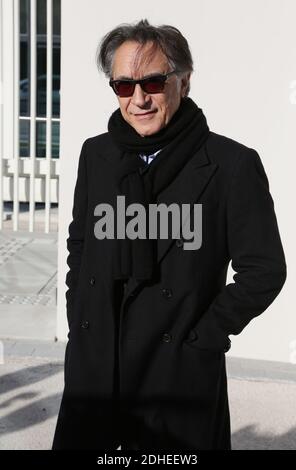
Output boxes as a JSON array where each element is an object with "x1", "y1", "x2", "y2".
[
  {"x1": 0, "y1": 337, "x2": 296, "y2": 450},
  {"x1": 0, "y1": 229, "x2": 295, "y2": 450}
]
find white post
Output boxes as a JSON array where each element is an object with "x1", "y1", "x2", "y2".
[
  {"x1": 12, "y1": 0, "x2": 20, "y2": 231},
  {"x1": 45, "y1": 0, "x2": 53, "y2": 233},
  {"x1": 29, "y1": 0, "x2": 37, "y2": 232}
]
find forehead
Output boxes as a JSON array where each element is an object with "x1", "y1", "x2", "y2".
[{"x1": 112, "y1": 41, "x2": 169, "y2": 79}]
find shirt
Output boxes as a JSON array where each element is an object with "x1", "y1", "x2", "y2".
[{"x1": 139, "y1": 148, "x2": 162, "y2": 165}]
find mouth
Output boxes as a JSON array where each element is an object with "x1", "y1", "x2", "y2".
[{"x1": 134, "y1": 110, "x2": 157, "y2": 119}]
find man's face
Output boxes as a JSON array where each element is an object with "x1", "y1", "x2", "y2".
[{"x1": 111, "y1": 41, "x2": 190, "y2": 137}]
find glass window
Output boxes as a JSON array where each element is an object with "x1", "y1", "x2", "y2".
[
  {"x1": 20, "y1": 0, "x2": 30, "y2": 117},
  {"x1": 19, "y1": 119, "x2": 30, "y2": 157},
  {"x1": 19, "y1": 0, "x2": 61, "y2": 157},
  {"x1": 36, "y1": 0, "x2": 47, "y2": 117},
  {"x1": 52, "y1": 0, "x2": 61, "y2": 118},
  {"x1": 36, "y1": 120, "x2": 46, "y2": 158},
  {"x1": 52, "y1": 121, "x2": 60, "y2": 158}
]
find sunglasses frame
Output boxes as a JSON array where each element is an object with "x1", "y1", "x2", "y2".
[{"x1": 109, "y1": 70, "x2": 179, "y2": 97}]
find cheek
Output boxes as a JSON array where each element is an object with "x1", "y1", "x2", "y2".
[
  {"x1": 120, "y1": 100, "x2": 130, "y2": 115},
  {"x1": 154, "y1": 98, "x2": 168, "y2": 118},
  {"x1": 159, "y1": 103, "x2": 171, "y2": 121},
  {"x1": 167, "y1": 91, "x2": 178, "y2": 108}
]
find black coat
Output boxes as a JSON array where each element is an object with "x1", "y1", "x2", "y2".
[{"x1": 52, "y1": 130, "x2": 286, "y2": 451}]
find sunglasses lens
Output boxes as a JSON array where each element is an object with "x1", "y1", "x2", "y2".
[
  {"x1": 114, "y1": 81, "x2": 134, "y2": 97},
  {"x1": 112, "y1": 75, "x2": 167, "y2": 97},
  {"x1": 143, "y1": 77, "x2": 166, "y2": 94}
]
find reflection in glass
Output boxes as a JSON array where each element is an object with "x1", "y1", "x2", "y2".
[
  {"x1": 37, "y1": 0, "x2": 46, "y2": 116},
  {"x1": 52, "y1": 0, "x2": 61, "y2": 117},
  {"x1": 20, "y1": 0, "x2": 30, "y2": 116},
  {"x1": 37, "y1": 0, "x2": 46, "y2": 34},
  {"x1": 52, "y1": 121, "x2": 60, "y2": 158},
  {"x1": 20, "y1": 119, "x2": 30, "y2": 157},
  {"x1": 36, "y1": 120, "x2": 60, "y2": 158},
  {"x1": 36, "y1": 121, "x2": 46, "y2": 158}
]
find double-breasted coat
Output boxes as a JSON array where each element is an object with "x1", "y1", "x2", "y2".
[{"x1": 52, "y1": 130, "x2": 286, "y2": 450}]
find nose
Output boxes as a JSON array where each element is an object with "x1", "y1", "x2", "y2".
[{"x1": 131, "y1": 83, "x2": 150, "y2": 107}]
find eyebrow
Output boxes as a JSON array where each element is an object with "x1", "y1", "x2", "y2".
[{"x1": 114, "y1": 72, "x2": 165, "y2": 81}]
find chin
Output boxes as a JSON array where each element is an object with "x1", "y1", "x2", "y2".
[
  {"x1": 137, "y1": 127, "x2": 157, "y2": 137},
  {"x1": 134, "y1": 123, "x2": 164, "y2": 137}
]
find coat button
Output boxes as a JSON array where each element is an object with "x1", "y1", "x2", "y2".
[
  {"x1": 187, "y1": 329, "x2": 198, "y2": 342},
  {"x1": 176, "y1": 238, "x2": 184, "y2": 248},
  {"x1": 224, "y1": 338, "x2": 231, "y2": 352},
  {"x1": 162, "y1": 288, "x2": 173, "y2": 299},
  {"x1": 90, "y1": 277, "x2": 96, "y2": 286},
  {"x1": 162, "y1": 333, "x2": 172, "y2": 343},
  {"x1": 81, "y1": 320, "x2": 89, "y2": 329}
]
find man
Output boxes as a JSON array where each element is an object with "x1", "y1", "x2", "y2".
[{"x1": 52, "y1": 19, "x2": 286, "y2": 451}]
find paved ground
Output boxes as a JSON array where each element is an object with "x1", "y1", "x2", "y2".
[
  {"x1": 0, "y1": 228, "x2": 295, "y2": 450},
  {"x1": 0, "y1": 230, "x2": 57, "y2": 341},
  {"x1": 0, "y1": 338, "x2": 295, "y2": 450}
]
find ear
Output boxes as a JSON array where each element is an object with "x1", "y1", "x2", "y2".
[{"x1": 180, "y1": 72, "x2": 191, "y2": 97}]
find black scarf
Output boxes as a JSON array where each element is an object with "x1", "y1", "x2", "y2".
[{"x1": 107, "y1": 96, "x2": 210, "y2": 281}]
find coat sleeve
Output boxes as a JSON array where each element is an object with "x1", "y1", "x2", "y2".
[
  {"x1": 193, "y1": 148, "x2": 287, "y2": 351},
  {"x1": 65, "y1": 139, "x2": 89, "y2": 329}
]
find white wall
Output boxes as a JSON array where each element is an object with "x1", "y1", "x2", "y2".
[{"x1": 57, "y1": 0, "x2": 296, "y2": 364}]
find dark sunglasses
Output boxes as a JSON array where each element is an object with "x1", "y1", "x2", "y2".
[{"x1": 109, "y1": 70, "x2": 179, "y2": 97}]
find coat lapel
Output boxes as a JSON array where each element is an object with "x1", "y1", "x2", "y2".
[
  {"x1": 156, "y1": 145, "x2": 218, "y2": 264},
  {"x1": 121, "y1": 144, "x2": 218, "y2": 301}
]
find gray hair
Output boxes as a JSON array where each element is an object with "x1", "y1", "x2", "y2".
[{"x1": 96, "y1": 19, "x2": 194, "y2": 96}]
